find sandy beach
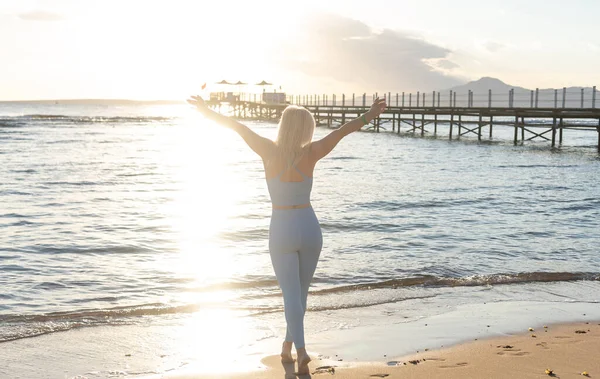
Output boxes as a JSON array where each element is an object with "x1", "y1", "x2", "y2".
[{"x1": 147, "y1": 321, "x2": 600, "y2": 379}]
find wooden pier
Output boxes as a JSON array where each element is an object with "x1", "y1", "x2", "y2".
[
  {"x1": 304, "y1": 105, "x2": 600, "y2": 148},
  {"x1": 208, "y1": 89, "x2": 600, "y2": 150}
]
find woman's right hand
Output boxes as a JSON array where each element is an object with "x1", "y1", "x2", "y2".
[
  {"x1": 368, "y1": 97, "x2": 387, "y2": 118},
  {"x1": 186, "y1": 95, "x2": 208, "y2": 112}
]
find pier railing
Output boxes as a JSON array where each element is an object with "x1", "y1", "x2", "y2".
[{"x1": 284, "y1": 86, "x2": 599, "y2": 109}]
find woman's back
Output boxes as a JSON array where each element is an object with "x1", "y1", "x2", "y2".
[
  {"x1": 265, "y1": 150, "x2": 315, "y2": 208},
  {"x1": 264, "y1": 149, "x2": 316, "y2": 182}
]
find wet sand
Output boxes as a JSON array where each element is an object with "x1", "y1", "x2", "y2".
[{"x1": 149, "y1": 322, "x2": 600, "y2": 379}]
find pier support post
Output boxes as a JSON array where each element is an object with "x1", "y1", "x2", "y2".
[
  {"x1": 489, "y1": 116, "x2": 493, "y2": 138},
  {"x1": 521, "y1": 117, "x2": 525, "y2": 141},
  {"x1": 421, "y1": 113, "x2": 425, "y2": 136},
  {"x1": 434, "y1": 114, "x2": 438, "y2": 135},
  {"x1": 559, "y1": 118, "x2": 564, "y2": 144},
  {"x1": 392, "y1": 113, "x2": 395, "y2": 132},
  {"x1": 514, "y1": 115, "x2": 519, "y2": 145},
  {"x1": 458, "y1": 115, "x2": 462, "y2": 139},
  {"x1": 449, "y1": 113, "x2": 454, "y2": 139},
  {"x1": 478, "y1": 114, "x2": 482, "y2": 140},
  {"x1": 597, "y1": 119, "x2": 600, "y2": 151},
  {"x1": 552, "y1": 117, "x2": 557, "y2": 147}
]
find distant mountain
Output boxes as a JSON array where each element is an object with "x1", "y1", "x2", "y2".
[
  {"x1": 439, "y1": 77, "x2": 598, "y2": 108},
  {"x1": 444, "y1": 77, "x2": 529, "y2": 95}
]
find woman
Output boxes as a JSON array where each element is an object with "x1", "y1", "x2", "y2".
[{"x1": 187, "y1": 95, "x2": 387, "y2": 374}]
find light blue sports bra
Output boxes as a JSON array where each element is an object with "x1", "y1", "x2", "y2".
[{"x1": 266, "y1": 161, "x2": 313, "y2": 207}]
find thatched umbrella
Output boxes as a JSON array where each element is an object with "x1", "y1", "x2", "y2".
[{"x1": 255, "y1": 80, "x2": 272, "y2": 86}]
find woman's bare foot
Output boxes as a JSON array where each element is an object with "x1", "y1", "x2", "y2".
[
  {"x1": 280, "y1": 341, "x2": 294, "y2": 363},
  {"x1": 295, "y1": 348, "x2": 311, "y2": 375}
]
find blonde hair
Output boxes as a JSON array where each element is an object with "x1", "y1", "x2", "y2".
[{"x1": 273, "y1": 105, "x2": 315, "y2": 164}]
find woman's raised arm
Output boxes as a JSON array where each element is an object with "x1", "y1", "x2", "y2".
[
  {"x1": 187, "y1": 95, "x2": 275, "y2": 159},
  {"x1": 309, "y1": 98, "x2": 386, "y2": 161}
]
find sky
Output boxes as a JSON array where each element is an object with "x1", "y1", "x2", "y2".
[{"x1": 0, "y1": 0, "x2": 599, "y2": 100}]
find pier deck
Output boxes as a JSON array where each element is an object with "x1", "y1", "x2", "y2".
[{"x1": 208, "y1": 100, "x2": 600, "y2": 150}]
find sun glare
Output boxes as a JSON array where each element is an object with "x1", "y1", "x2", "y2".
[
  {"x1": 157, "y1": 113, "x2": 244, "y2": 283},
  {"x1": 148, "y1": 111, "x2": 274, "y2": 375},
  {"x1": 63, "y1": 0, "x2": 307, "y2": 99},
  {"x1": 0, "y1": 0, "x2": 313, "y2": 100}
]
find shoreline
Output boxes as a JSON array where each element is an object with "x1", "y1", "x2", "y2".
[
  {"x1": 145, "y1": 320, "x2": 600, "y2": 379},
  {"x1": 2, "y1": 295, "x2": 600, "y2": 378}
]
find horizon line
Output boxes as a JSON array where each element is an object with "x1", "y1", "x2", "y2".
[{"x1": 0, "y1": 98, "x2": 187, "y2": 104}]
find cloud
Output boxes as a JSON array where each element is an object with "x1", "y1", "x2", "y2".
[
  {"x1": 427, "y1": 58, "x2": 460, "y2": 71},
  {"x1": 483, "y1": 41, "x2": 505, "y2": 53},
  {"x1": 18, "y1": 10, "x2": 63, "y2": 22},
  {"x1": 276, "y1": 13, "x2": 464, "y2": 92}
]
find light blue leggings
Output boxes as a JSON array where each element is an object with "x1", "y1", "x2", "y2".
[{"x1": 269, "y1": 206, "x2": 322, "y2": 349}]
